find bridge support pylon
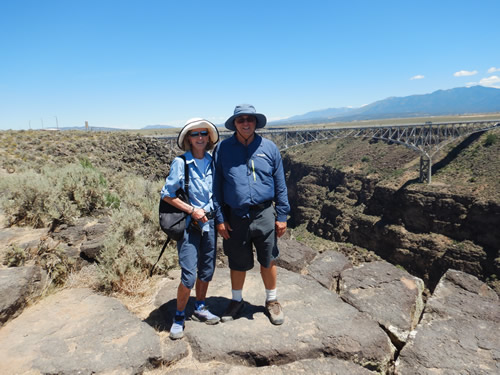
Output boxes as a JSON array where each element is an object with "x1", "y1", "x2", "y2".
[{"x1": 419, "y1": 154, "x2": 432, "y2": 184}]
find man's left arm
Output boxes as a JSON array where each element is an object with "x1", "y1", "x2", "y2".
[{"x1": 272, "y1": 148, "x2": 290, "y2": 237}]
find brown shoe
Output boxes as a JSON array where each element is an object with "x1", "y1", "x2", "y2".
[
  {"x1": 265, "y1": 300, "x2": 284, "y2": 325},
  {"x1": 221, "y1": 299, "x2": 245, "y2": 322}
]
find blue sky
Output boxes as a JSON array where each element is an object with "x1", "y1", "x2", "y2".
[{"x1": 1, "y1": 0, "x2": 499, "y2": 130}]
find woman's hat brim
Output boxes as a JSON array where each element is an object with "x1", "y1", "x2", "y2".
[{"x1": 177, "y1": 118, "x2": 219, "y2": 150}]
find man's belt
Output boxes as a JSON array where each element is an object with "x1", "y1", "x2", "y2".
[{"x1": 249, "y1": 201, "x2": 272, "y2": 211}]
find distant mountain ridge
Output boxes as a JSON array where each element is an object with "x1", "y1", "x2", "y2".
[
  {"x1": 52, "y1": 86, "x2": 500, "y2": 131},
  {"x1": 279, "y1": 86, "x2": 500, "y2": 125}
]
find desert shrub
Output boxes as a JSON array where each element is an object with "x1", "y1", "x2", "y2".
[
  {"x1": 36, "y1": 239, "x2": 75, "y2": 288},
  {"x1": 2, "y1": 244, "x2": 26, "y2": 267},
  {"x1": 2, "y1": 239, "x2": 74, "y2": 289},
  {"x1": 56, "y1": 163, "x2": 107, "y2": 215},
  {"x1": 95, "y1": 177, "x2": 176, "y2": 293},
  {"x1": 104, "y1": 192, "x2": 121, "y2": 209},
  {"x1": 0, "y1": 163, "x2": 108, "y2": 227},
  {"x1": 79, "y1": 156, "x2": 94, "y2": 169},
  {"x1": 484, "y1": 133, "x2": 498, "y2": 147},
  {"x1": 0, "y1": 170, "x2": 62, "y2": 228}
]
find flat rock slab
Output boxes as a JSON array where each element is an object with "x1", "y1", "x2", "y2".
[
  {"x1": 0, "y1": 288, "x2": 162, "y2": 375},
  {"x1": 150, "y1": 267, "x2": 395, "y2": 373},
  {"x1": 0, "y1": 266, "x2": 46, "y2": 326},
  {"x1": 339, "y1": 260, "x2": 424, "y2": 345},
  {"x1": 395, "y1": 269, "x2": 500, "y2": 374}
]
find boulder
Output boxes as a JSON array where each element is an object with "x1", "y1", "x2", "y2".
[
  {"x1": 51, "y1": 216, "x2": 110, "y2": 262},
  {"x1": 0, "y1": 265, "x2": 47, "y2": 326},
  {"x1": 395, "y1": 269, "x2": 500, "y2": 374},
  {"x1": 306, "y1": 249, "x2": 352, "y2": 290},
  {"x1": 339, "y1": 260, "x2": 425, "y2": 347},
  {"x1": 275, "y1": 238, "x2": 317, "y2": 273}
]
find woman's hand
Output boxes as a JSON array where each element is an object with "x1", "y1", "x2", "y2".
[{"x1": 191, "y1": 208, "x2": 208, "y2": 223}]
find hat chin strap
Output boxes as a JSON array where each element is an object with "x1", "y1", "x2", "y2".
[{"x1": 235, "y1": 128, "x2": 254, "y2": 146}]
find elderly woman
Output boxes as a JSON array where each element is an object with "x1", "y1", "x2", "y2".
[{"x1": 160, "y1": 118, "x2": 220, "y2": 339}]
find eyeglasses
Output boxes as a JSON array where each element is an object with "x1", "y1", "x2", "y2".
[
  {"x1": 235, "y1": 116, "x2": 256, "y2": 124},
  {"x1": 189, "y1": 130, "x2": 209, "y2": 137}
]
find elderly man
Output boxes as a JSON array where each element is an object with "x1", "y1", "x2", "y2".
[{"x1": 213, "y1": 104, "x2": 290, "y2": 325}]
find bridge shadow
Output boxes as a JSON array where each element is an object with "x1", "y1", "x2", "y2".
[{"x1": 430, "y1": 131, "x2": 486, "y2": 176}]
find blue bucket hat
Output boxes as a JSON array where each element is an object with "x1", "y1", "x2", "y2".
[{"x1": 225, "y1": 104, "x2": 267, "y2": 131}]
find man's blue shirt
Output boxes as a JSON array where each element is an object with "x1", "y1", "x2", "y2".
[{"x1": 213, "y1": 133, "x2": 290, "y2": 223}]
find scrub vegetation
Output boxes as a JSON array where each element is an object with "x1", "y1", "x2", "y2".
[
  {"x1": 1, "y1": 121, "x2": 499, "y2": 295},
  {"x1": 0, "y1": 130, "x2": 176, "y2": 294}
]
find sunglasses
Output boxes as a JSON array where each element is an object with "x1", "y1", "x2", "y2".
[
  {"x1": 189, "y1": 130, "x2": 209, "y2": 137},
  {"x1": 235, "y1": 116, "x2": 256, "y2": 124}
]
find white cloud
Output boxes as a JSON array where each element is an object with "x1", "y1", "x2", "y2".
[
  {"x1": 487, "y1": 67, "x2": 500, "y2": 73},
  {"x1": 410, "y1": 75, "x2": 424, "y2": 80},
  {"x1": 479, "y1": 75, "x2": 500, "y2": 88},
  {"x1": 454, "y1": 70, "x2": 478, "y2": 77}
]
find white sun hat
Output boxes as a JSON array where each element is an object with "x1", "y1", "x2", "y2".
[{"x1": 176, "y1": 118, "x2": 220, "y2": 151}]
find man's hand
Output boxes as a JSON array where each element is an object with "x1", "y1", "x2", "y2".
[
  {"x1": 275, "y1": 221, "x2": 287, "y2": 238},
  {"x1": 216, "y1": 222, "x2": 232, "y2": 240}
]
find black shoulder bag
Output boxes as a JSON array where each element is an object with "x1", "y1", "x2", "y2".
[{"x1": 151, "y1": 155, "x2": 189, "y2": 276}]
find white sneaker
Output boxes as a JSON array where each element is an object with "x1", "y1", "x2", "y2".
[
  {"x1": 193, "y1": 306, "x2": 220, "y2": 325},
  {"x1": 169, "y1": 318, "x2": 184, "y2": 340}
]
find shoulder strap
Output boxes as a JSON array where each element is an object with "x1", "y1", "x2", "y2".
[
  {"x1": 150, "y1": 237, "x2": 170, "y2": 277},
  {"x1": 179, "y1": 155, "x2": 189, "y2": 195}
]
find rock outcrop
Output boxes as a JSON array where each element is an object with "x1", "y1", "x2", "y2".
[
  {"x1": 1, "y1": 235, "x2": 499, "y2": 374},
  {"x1": 284, "y1": 157, "x2": 500, "y2": 292},
  {"x1": 0, "y1": 265, "x2": 46, "y2": 326},
  {"x1": 150, "y1": 268, "x2": 396, "y2": 373},
  {"x1": 340, "y1": 261, "x2": 424, "y2": 348},
  {"x1": 396, "y1": 269, "x2": 500, "y2": 374}
]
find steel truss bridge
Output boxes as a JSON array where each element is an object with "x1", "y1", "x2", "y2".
[{"x1": 155, "y1": 120, "x2": 500, "y2": 184}]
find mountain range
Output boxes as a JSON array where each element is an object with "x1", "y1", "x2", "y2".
[
  {"x1": 55, "y1": 86, "x2": 500, "y2": 131},
  {"x1": 276, "y1": 86, "x2": 500, "y2": 125}
]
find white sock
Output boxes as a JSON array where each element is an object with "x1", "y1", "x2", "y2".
[
  {"x1": 265, "y1": 288, "x2": 277, "y2": 302},
  {"x1": 231, "y1": 289, "x2": 243, "y2": 302}
]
